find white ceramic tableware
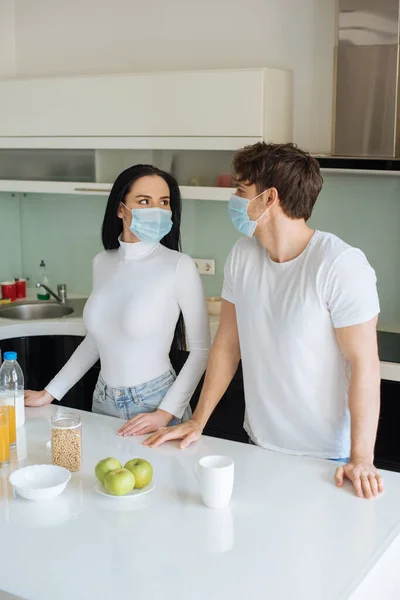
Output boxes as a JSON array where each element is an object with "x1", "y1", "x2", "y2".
[
  {"x1": 94, "y1": 481, "x2": 155, "y2": 499},
  {"x1": 9, "y1": 464, "x2": 71, "y2": 501},
  {"x1": 196, "y1": 455, "x2": 234, "y2": 508}
]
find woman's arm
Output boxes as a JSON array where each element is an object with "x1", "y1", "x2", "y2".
[
  {"x1": 25, "y1": 333, "x2": 100, "y2": 407},
  {"x1": 158, "y1": 254, "x2": 211, "y2": 418},
  {"x1": 44, "y1": 333, "x2": 100, "y2": 400},
  {"x1": 25, "y1": 255, "x2": 101, "y2": 406}
]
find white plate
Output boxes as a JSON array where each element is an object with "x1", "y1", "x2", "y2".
[{"x1": 94, "y1": 480, "x2": 155, "y2": 498}]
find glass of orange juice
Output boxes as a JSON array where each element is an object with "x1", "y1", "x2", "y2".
[
  {"x1": 0, "y1": 408, "x2": 10, "y2": 466},
  {"x1": 6, "y1": 401, "x2": 16, "y2": 448},
  {"x1": 0, "y1": 396, "x2": 16, "y2": 447}
]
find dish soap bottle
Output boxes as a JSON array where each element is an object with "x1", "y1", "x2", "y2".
[{"x1": 37, "y1": 260, "x2": 50, "y2": 300}]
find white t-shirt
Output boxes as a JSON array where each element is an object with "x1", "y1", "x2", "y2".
[
  {"x1": 46, "y1": 240, "x2": 211, "y2": 418},
  {"x1": 221, "y1": 231, "x2": 380, "y2": 459}
]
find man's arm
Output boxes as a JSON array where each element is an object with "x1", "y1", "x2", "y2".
[
  {"x1": 334, "y1": 316, "x2": 384, "y2": 498},
  {"x1": 144, "y1": 299, "x2": 240, "y2": 448}
]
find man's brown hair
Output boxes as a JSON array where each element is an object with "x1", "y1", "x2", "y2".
[{"x1": 233, "y1": 142, "x2": 323, "y2": 221}]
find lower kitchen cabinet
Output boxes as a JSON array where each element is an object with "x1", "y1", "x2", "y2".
[
  {"x1": 0, "y1": 336, "x2": 99, "y2": 412},
  {"x1": 374, "y1": 379, "x2": 400, "y2": 472},
  {"x1": 174, "y1": 351, "x2": 247, "y2": 443}
]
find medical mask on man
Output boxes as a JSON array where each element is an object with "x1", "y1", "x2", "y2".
[{"x1": 228, "y1": 190, "x2": 269, "y2": 237}]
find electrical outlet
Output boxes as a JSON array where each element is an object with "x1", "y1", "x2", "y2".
[{"x1": 193, "y1": 258, "x2": 215, "y2": 275}]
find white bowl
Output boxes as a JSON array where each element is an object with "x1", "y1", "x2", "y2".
[
  {"x1": 9, "y1": 464, "x2": 71, "y2": 501},
  {"x1": 206, "y1": 296, "x2": 222, "y2": 316}
]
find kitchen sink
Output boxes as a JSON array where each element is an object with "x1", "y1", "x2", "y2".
[{"x1": 0, "y1": 302, "x2": 74, "y2": 320}]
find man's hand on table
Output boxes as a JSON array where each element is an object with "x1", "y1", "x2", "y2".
[
  {"x1": 335, "y1": 459, "x2": 384, "y2": 499},
  {"x1": 24, "y1": 390, "x2": 54, "y2": 407},
  {"x1": 118, "y1": 408, "x2": 173, "y2": 436},
  {"x1": 143, "y1": 419, "x2": 203, "y2": 448}
]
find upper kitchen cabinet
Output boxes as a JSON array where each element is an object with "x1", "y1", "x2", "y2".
[
  {"x1": 0, "y1": 69, "x2": 292, "y2": 146},
  {"x1": 0, "y1": 68, "x2": 292, "y2": 198}
]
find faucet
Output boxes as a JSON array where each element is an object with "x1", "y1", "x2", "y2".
[{"x1": 36, "y1": 283, "x2": 67, "y2": 304}]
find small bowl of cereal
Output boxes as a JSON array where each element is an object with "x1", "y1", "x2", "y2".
[{"x1": 9, "y1": 464, "x2": 71, "y2": 501}]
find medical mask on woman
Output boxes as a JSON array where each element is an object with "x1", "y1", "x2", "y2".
[
  {"x1": 122, "y1": 204, "x2": 173, "y2": 243},
  {"x1": 228, "y1": 190, "x2": 269, "y2": 237}
]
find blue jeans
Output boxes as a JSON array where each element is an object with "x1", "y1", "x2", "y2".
[{"x1": 92, "y1": 369, "x2": 186, "y2": 424}]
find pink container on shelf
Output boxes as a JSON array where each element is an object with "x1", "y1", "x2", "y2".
[{"x1": 216, "y1": 174, "x2": 234, "y2": 188}]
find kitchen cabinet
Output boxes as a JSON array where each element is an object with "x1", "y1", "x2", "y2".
[
  {"x1": 0, "y1": 69, "x2": 291, "y2": 142},
  {"x1": 0, "y1": 68, "x2": 292, "y2": 198},
  {"x1": 374, "y1": 379, "x2": 400, "y2": 472},
  {"x1": 175, "y1": 351, "x2": 247, "y2": 443},
  {"x1": 0, "y1": 336, "x2": 99, "y2": 412}
]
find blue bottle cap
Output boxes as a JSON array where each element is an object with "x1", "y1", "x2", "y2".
[{"x1": 3, "y1": 351, "x2": 17, "y2": 361}]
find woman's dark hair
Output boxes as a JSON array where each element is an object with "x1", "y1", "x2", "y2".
[{"x1": 101, "y1": 164, "x2": 186, "y2": 358}]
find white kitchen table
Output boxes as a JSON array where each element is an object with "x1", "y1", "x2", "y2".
[{"x1": 1, "y1": 406, "x2": 400, "y2": 600}]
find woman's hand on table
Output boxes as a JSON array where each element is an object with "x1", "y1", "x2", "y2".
[
  {"x1": 24, "y1": 390, "x2": 54, "y2": 407},
  {"x1": 118, "y1": 408, "x2": 173, "y2": 436},
  {"x1": 143, "y1": 419, "x2": 203, "y2": 448},
  {"x1": 335, "y1": 459, "x2": 384, "y2": 499}
]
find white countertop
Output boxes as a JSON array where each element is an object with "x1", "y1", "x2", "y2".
[
  {"x1": 1, "y1": 406, "x2": 400, "y2": 600},
  {"x1": 0, "y1": 291, "x2": 88, "y2": 341}
]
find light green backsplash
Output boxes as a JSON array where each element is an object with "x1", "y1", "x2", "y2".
[
  {"x1": 0, "y1": 173, "x2": 399, "y2": 330},
  {"x1": 0, "y1": 193, "x2": 22, "y2": 282},
  {"x1": 181, "y1": 199, "x2": 240, "y2": 296},
  {"x1": 309, "y1": 174, "x2": 400, "y2": 332},
  {"x1": 20, "y1": 194, "x2": 106, "y2": 294}
]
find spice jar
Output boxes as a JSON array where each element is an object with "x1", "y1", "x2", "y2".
[{"x1": 51, "y1": 411, "x2": 81, "y2": 472}]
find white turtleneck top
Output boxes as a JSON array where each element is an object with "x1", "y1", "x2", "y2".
[{"x1": 46, "y1": 240, "x2": 211, "y2": 418}]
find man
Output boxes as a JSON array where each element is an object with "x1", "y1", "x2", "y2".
[{"x1": 145, "y1": 142, "x2": 383, "y2": 500}]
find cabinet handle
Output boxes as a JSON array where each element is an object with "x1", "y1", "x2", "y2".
[{"x1": 74, "y1": 187, "x2": 111, "y2": 193}]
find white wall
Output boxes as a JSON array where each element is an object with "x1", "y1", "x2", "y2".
[
  {"x1": 0, "y1": 0, "x2": 15, "y2": 77},
  {"x1": 6, "y1": 0, "x2": 336, "y2": 152}
]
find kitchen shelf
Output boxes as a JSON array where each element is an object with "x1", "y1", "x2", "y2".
[
  {"x1": 320, "y1": 168, "x2": 400, "y2": 177},
  {"x1": 180, "y1": 186, "x2": 233, "y2": 201},
  {"x1": 0, "y1": 180, "x2": 234, "y2": 201}
]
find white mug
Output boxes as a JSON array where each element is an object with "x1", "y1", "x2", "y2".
[{"x1": 196, "y1": 455, "x2": 234, "y2": 508}]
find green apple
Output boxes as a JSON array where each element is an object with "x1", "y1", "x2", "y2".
[
  {"x1": 103, "y1": 468, "x2": 135, "y2": 496},
  {"x1": 95, "y1": 457, "x2": 122, "y2": 484},
  {"x1": 124, "y1": 458, "x2": 153, "y2": 489}
]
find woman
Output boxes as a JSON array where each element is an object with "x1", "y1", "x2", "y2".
[{"x1": 25, "y1": 165, "x2": 210, "y2": 436}]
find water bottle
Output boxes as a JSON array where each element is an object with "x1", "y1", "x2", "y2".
[{"x1": 0, "y1": 352, "x2": 25, "y2": 429}]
